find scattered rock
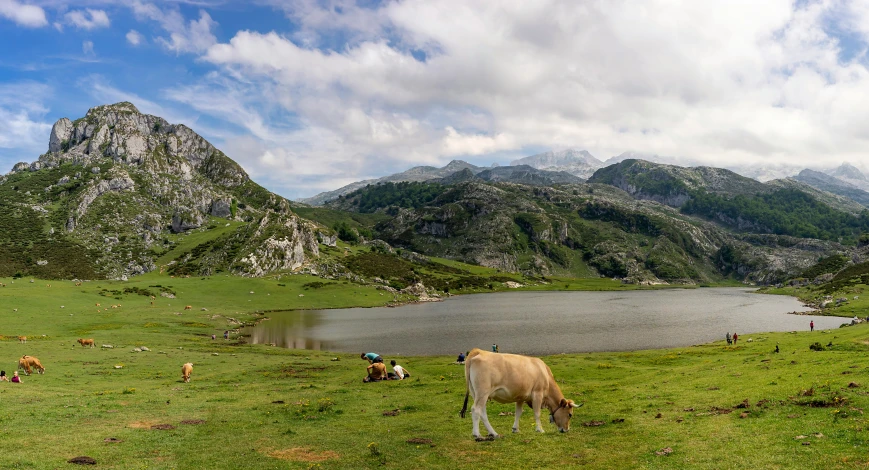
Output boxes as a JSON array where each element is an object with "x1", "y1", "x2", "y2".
[
  {"x1": 383, "y1": 409, "x2": 401, "y2": 416},
  {"x1": 583, "y1": 420, "x2": 605, "y2": 427},
  {"x1": 611, "y1": 418, "x2": 625, "y2": 423},
  {"x1": 794, "y1": 435, "x2": 807, "y2": 440},
  {"x1": 140, "y1": 346, "x2": 150, "y2": 352},
  {"x1": 68, "y1": 456, "x2": 97, "y2": 465},
  {"x1": 848, "y1": 382, "x2": 860, "y2": 388},
  {"x1": 654, "y1": 413, "x2": 663, "y2": 419},
  {"x1": 739, "y1": 412, "x2": 749, "y2": 419},
  {"x1": 180, "y1": 419, "x2": 206, "y2": 425},
  {"x1": 655, "y1": 447, "x2": 673, "y2": 456},
  {"x1": 271, "y1": 400, "x2": 285, "y2": 404}
]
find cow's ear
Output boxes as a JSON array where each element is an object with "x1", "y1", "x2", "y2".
[{"x1": 560, "y1": 398, "x2": 568, "y2": 408}]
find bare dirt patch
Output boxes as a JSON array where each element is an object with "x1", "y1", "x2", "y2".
[
  {"x1": 128, "y1": 421, "x2": 159, "y2": 429},
  {"x1": 267, "y1": 447, "x2": 339, "y2": 462},
  {"x1": 103, "y1": 438, "x2": 123, "y2": 443},
  {"x1": 406, "y1": 438, "x2": 433, "y2": 445},
  {"x1": 151, "y1": 424, "x2": 176, "y2": 430},
  {"x1": 68, "y1": 456, "x2": 97, "y2": 465}
]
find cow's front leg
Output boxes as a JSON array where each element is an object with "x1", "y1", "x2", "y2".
[
  {"x1": 512, "y1": 402, "x2": 523, "y2": 433},
  {"x1": 532, "y1": 398, "x2": 545, "y2": 433}
]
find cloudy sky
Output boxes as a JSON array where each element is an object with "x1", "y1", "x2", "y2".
[{"x1": 2, "y1": 0, "x2": 869, "y2": 199}]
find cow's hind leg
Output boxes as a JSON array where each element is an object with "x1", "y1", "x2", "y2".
[
  {"x1": 512, "y1": 402, "x2": 524, "y2": 433},
  {"x1": 472, "y1": 397, "x2": 499, "y2": 438}
]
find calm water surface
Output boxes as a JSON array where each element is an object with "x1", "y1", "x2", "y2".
[{"x1": 244, "y1": 288, "x2": 845, "y2": 356}]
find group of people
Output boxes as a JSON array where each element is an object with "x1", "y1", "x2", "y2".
[
  {"x1": 726, "y1": 332, "x2": 739, "y2": 345},
  {"x1": 0, "y1": 370, "x2": 20, "y2": 383},
  {"x1": 361, "y1": 352, "x2": 411, "y2": 382}
]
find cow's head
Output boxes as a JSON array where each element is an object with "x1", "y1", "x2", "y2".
[{"x1": 550, "y1": 399, "x2": 580, "y2": 432}]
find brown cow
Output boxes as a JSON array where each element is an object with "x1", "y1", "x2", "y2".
[
  {"x1": 95, "y1": 303, "x2": 101, "y2": 307},
  {"x1": 17, "y1": 336, "x2": 26, "y2": 343},
  {"x1": 184, "y1": 305, "x2": 192, "y2": 310},
  {"x1": 18, "y1": 355, "x2": 45, "y2": 375},
  {"x1": 181, "y1": 363, "x2": 193, "y2": 383},
  {"x1": 77, "y1": 338, "x2": 95, "y2": 348},
  {"x1": 460, "y1": 348, "x2": 579, "y2": 438}
]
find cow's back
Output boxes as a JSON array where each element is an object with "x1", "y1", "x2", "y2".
[{"x1": 465, "y1": 349, "x2": 552, "y2": 403}]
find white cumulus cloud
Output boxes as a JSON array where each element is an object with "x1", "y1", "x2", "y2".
[
  {"x1": 126, "y1": 29, "x2": 144, "y2": 46},
  {"x1": 0, "y1": 0, "x2": 47, "y2": 28},
  {"x1": 130, "y1": 1, "x2": 217, "y2": 54},
  {"x1": 154, "y1": 0, "x2": 869, "y2": 198},
  {"x1": 64, "y1": 8, "x2": 110, "y2": 30}
]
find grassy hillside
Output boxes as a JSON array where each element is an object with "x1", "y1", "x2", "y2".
[{"x1": 0, "y1": 276, "x2": 867, "y2": 469}]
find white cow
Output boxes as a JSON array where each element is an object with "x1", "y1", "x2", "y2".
[{"x1": 460, "y1": 348, "x2": 580, "y2": 438}]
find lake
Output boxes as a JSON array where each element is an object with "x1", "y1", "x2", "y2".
[{"x1": 243, "y1": 288, "x2": 846, "y2": 356}]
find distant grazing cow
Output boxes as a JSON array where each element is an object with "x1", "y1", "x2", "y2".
[
  {"x1": 181, "y1": 363, "x2": 193, "y2": 383},
  {"x1": 75, "y1": 282, "x2": 81, "y2": 286},
  {"x1": 184, "y1": 305, "x2": 192, "y2": 310},
  {"x1": 77, "y1": 338, "x2": 95, "y2": 348},
  {"x1": 95, "y1": 303, "x2": 100, "y2": 307},
  {"x1": 18, "y1": 336, "x2": 26, "y2": 343},
  {"x1": 460, "y1": 348, "x2": 579, "y2": 438},
  {"x1": 18, "y1": 355, "x2": 45, "y2": 375}
]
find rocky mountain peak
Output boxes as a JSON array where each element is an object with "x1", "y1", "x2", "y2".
[{"x1": 829, "y1": 162, "x2": 867, "y2": 182}]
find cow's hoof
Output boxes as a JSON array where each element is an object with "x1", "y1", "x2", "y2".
[
  {"x1": 512, "y1": 428, "x2": 519, "y2": 433},
  {"x1": 475, "y1": 435, "x2": 496, "y2": 442},
  {"x1": 535, "y1": 429, "x2": 545, "y2": 433}
]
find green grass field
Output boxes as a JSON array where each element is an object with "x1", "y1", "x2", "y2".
[{"x1": 2, "y1": 275, "x2": 868, "y2": 469}]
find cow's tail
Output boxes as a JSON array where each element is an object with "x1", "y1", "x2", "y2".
[{"x1": 460, "y1": 349, "x2": 483, "y2": 418}]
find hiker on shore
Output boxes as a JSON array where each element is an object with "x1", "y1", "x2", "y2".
[
  {"x1": 363, "y1": 361, "x2": 387, "y2": 382},
  {"x1": 389, "y1": 360, "x2": 410, "y2": 380},
  {"x1": 726, "y1": 332, "x2": 732, "y2": 345},
  {"x1": 733, "y1": 333, "x2": 738, "y2": 344},
  {"x1": 361, "y1": 352, "x2": 383, "y2": 364},
  {"x1": 810, "y1": 320, "x2": 814, "y2": 332}
]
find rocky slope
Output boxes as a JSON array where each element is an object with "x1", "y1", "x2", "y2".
[
  {"x1": 328, "y1": 179, "x2": 849, "y2": 285},
  {"x1": 0, "y1": 102, "x2": 328, "y2": 279}
]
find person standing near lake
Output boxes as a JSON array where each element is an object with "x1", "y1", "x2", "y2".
[
  {"x1": 810, "y1": 320, "x2": 814, "y2": 332},
  {"x1": 726, "y1": 332, "x2": 731, "y2": 345},
  {"x1": 733, "y1": 333, "x2": 738, "y2": 344}
]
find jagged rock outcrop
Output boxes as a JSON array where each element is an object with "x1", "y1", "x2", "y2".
[{"x1": 1, "y1": 102, "x2": 332, "y2": 279}]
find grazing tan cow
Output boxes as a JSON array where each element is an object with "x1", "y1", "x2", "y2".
[
  {"x1": 95, "y1": 303, "x2": 101, "y2": 307},
  {"x1": 184, "y1": 305, "x2": 192, "y2": 310},
  {"x1": 460, "y1": 348, "x2": 579, "y2": 439},
  {"x1": 17, "y1": 336, "x2": 26, "y2": 343},
  {"x1": 181, "y1": 363, "x2": 193, "y2": 383},
  {"x1": 77, "y1": 338, "x2": 95, "y2": 348},
  {"x1": 18, "y1": 355, "x2": 45, "y2": 375}
]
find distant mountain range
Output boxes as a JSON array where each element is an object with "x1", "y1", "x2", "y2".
[{"x1": 300, "y1": 147, "x2": 869, "y2": 210}]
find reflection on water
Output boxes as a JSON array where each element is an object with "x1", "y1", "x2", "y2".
[
  {"x1": 243, "y1": 288, "x2": 846, "y2": 356},
  {"x1": 247, "y1": 311, "x2": 333, "y2": 350}
]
